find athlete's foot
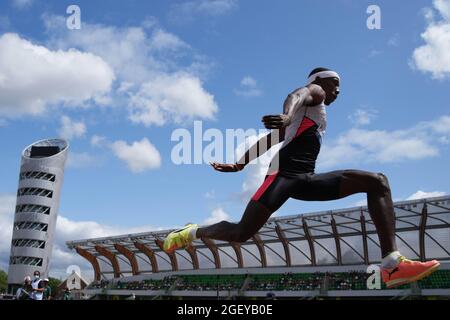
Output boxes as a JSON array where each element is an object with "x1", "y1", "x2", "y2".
[
  {"x1": 163, "y1": 223, "x2": 198, "y2": 253},
  {"x1": 381, "y1": 256, "x2": 440, "y2": 288}
]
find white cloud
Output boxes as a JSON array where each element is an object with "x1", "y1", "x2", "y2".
[
  {"x1": 117, "y1": 81, "x2": 135, "y2": 94},
  {"x1": 129, "y1": 73, "x2": 218, "y2": 126},
  {"x1": 234, "y1": 76, "x2": 263, "y2": 97},
  {"x1": 348, "y1": 109, "x2": 378, "y2": 126},
  {"x1": 44, "y1": 15, "x2": 218, "y2": 127},
  {"x1": 241, "y1": 76, "x2": 256, "y2": 87},
  {"x1": 317, "y1": 115, "x2": 448, "y2": 169},
  {"x1": 169, "y1": 0, "x2": 237, "y2": 23},
  {"x1": 353, "y1": 199, "x2": 368, "y2": 207},
  {"x1": 90, "y1": 135, "x2": 107, "y2": 147},
  {"x1": 406, "y1": 190, "x2": 446, "y2": 200},
  {"x1": 203, "y1": 207, "x2": 230, "y2": 225},
  {"x1": 411, "y1": 0, "x2": 450, "y2": 79},
  {"x1": 58, "y1": 116, "x2": 86, "y2": 140},
  {"x1": 45, "y1": 16, "x2": 156, "y2": 83},
  {"x1": 434, "y1": 0, "x2": 450, "y2": 20},
  {"x1": 424, "y1": 7, "x2": 436, "y2": 24},
  {"x1": 427, "y1": 115, "x2": 450, "y2": 133},
  {"x1": 0, "y1": 33, "x2": 115, "y2": 118},
  {"x1": 368, "y1": 49, "x2": 383, "y2": 58},
  {"x1": 191, "y1": 0, "x2": 237, "y2": 15},
  {"x1": 66, "y1": 152, "x2": 98, "y2": 169},
  {"x1": 150, "y1": 29, "x2": 190, "y2": 51},
  {"x1": 438, "y1": 136, "x2": 450, "y2": 144},
  {"x1": 45, "y1": 15, "x2": 194, "y2": 83},
  {"x1": 110, "y1": 138, "x2": 161, "y2": 173},
  {"x1": 204, "y1": 190, "x2": 216, "y2": 199},
  {"x1": 12, "y1": 0, "x2": 33, "y2": 9},
  {"x1": 56, "y1": 216, "x2": 159, "y2": 242},
  {"x1": 388, "y1": 34, "x2": 399, "y2": 47},
  {"x1": 141, "y1": 16, "x2": 158, "y2": 30}
]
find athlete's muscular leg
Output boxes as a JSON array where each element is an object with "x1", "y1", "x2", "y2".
[
  {"x1": 196, "y1": 200, "x2": 272, "y2": 242},
  {"x1": 339, "y1": 170, "x2": 397, "y2": 257},
  {"x1": 197, "y1": 174, "x2": 290, "y2": 242}
]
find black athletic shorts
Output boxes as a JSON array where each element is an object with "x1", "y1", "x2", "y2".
[{"x1": 251, "y1": 170, "x2": 345, "y2": 212}]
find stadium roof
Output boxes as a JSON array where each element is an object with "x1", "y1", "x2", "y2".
[{"x1": 66, "y1": 196, "x2": 450, "y2": 281}]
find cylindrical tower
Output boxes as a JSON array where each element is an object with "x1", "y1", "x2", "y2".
[{"x1": 8, "y1": 139, "x2": 69, "y2": 291}]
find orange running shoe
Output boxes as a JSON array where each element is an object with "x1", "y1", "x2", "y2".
[{"x1": 381, "y1": 256, "x2": 440, "y2": 288}]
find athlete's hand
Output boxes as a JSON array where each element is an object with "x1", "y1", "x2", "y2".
[
  {"x1": 210, "y1": 162, "x2": 244, "y2": 172},
  {"x1": 262, "y1": 114, "x2": 291, "y2": 129}
]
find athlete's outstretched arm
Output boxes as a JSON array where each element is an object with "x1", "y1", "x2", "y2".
[
  {"x1": 262, "y1": 84, "x2": 325, "y2": 129},
  {"x1": 210, "y1": 128, "x2": 285, "y2": 172}
]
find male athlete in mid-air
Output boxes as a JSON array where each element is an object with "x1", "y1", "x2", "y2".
[{"x1": 164, "y1": 67, "x2": 440, "y2": 288}]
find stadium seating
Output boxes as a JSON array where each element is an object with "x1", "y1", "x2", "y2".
[
  {"x1": 247, "y1": 272, "x2": 322, "y2": 291},
  {"x1": 417, "y1": 270, "x2": 450, "y2": 289},
  {"x1": 112, "y1": 277, "x2": 175, "y2": 290},
  {"x1": 175, "y1": 274, "x2": 246, "y2": 291},
  {"x1": 327, "y1": 271, "x2": 368, "y2": 290},
  {"x1": 87, "y1": 280, "x2": 110, "y2": 289},
  {"x1": 86, "y1": 269, "x2": 450, "y2": 293}
]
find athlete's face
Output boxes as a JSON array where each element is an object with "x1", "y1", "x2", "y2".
[{"x1": 321, "y1": 77, "x2": 340, "y2": 105}]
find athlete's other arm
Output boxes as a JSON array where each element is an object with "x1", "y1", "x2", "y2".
[
  {"x1": 262, "y1": 84, "x2": 325, "y2": 129},
  {"x1": 210, "y1": 128, "x2": 285, "y2": 172}
]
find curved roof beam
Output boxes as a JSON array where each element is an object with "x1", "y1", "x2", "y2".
[
  {"x1": 114, "y1": 243, "x2": 139, "y2": 275},
  {"x1": 419, "y1": 203, "x2": 427, "y2": 261},
  {"x1": 155, "y1": 239, "x2": 178, "y2": 271},
  {"x1": 134, "y1": 242, "x2": 159, "y2": 273},
  {"x1": 252, "y1": 234, "x2": 267, "y2": 267},
  {"x1": 229, "y1": 242, "x2": 243, "y2": 268},
  {"x1": 302, "y1": 219, "x2": 316, "y2": 266},
  {"x1": 360, "y1": 211, "x2": 369, "y2": 264},
  {"x1": 275, "y1": 224, "x2": 291, "y2": 267},
  {"x1": 331, "y1": 216, "x2": 342, "y2": 265},
  {"x1": 76, "y1": 246, "x2": 101, "y2": 281},
  {"x1": 95, "y1": 245, "x2": 121, "y2": 278},
  {"x1": 185, "y1": 245, "x2": 199, "y2": 270},
  {"x1": 201, "y1": 238, "x2": 221, "y2": 269}
]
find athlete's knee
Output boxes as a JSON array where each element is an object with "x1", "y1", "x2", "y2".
[
  {"x1": 234, "y1": 230, "x2": 253, "y2": 243},
  {"x1": 232, "y1": 226, "x2": 253, "y2": 243}
]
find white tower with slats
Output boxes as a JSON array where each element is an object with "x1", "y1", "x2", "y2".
[{"x1": 8, "y1": 139, "x2": 69, "y2": 290}]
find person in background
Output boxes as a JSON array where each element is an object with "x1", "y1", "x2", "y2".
[
  {"x1": 30, "y1": 270, "x2": 45, "y2": 300},
  {"x1": 63, "y1": 288, "x2": 72, "y2": 300},
  {"x1": 42, "y1": 279, "x2": 52, "y2": 300},
  {"x1": 15, "y1": 276, "x2": 31, "y2": 300}
]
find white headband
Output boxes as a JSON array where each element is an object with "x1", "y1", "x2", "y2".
[{"x1": 307, "y1": 70, "x2": 340, "y2": 85}]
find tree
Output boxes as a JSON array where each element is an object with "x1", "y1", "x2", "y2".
[
  {"x1": 48, "y1": 277, "x2": 62, "y2": 298},
  {"x1": 0, "y1": 269, "x2": 8, "y2": 294}
]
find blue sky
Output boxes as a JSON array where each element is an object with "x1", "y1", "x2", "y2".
[{"x1": 0, "y1": 0, "x2": 449, "y2": 278}]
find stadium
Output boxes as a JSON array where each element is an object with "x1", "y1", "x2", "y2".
[{"x1": 67, "y1": 195, "x2": 450, "y2": 300}]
